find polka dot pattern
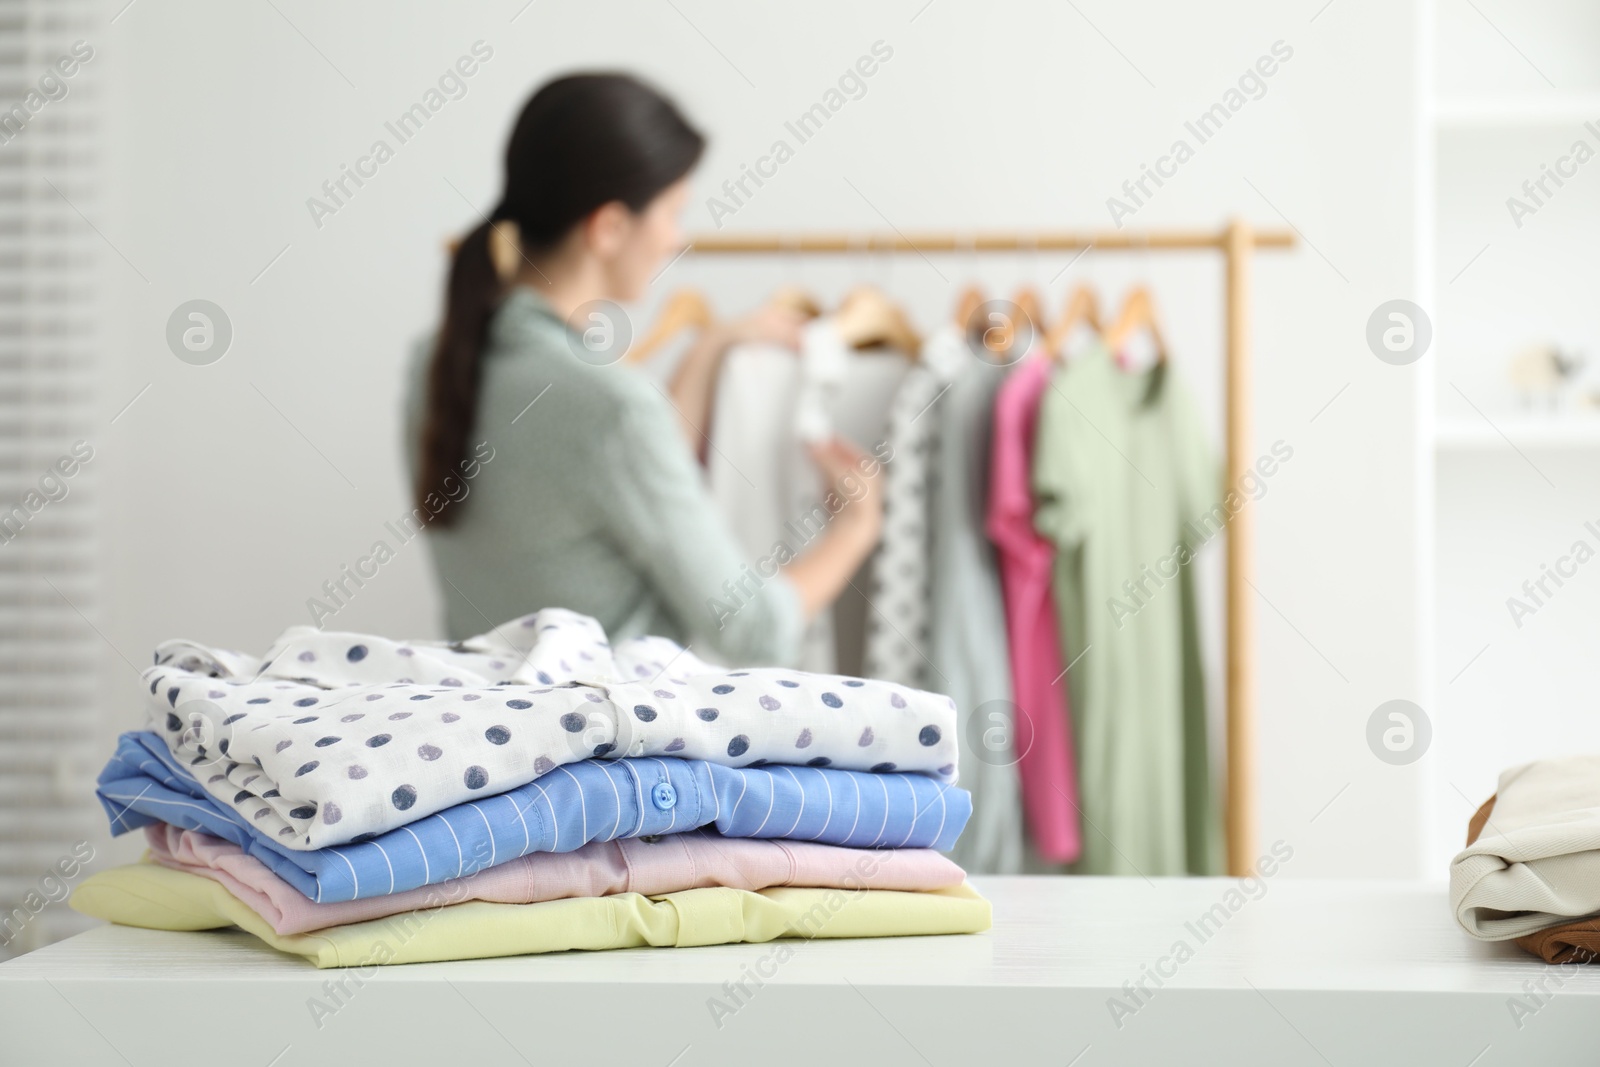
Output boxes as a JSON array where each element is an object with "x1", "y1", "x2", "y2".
[
  {"x1": 861, "y1": 359, "x2": 950, "y2": 689},
  {"x1": 142, "y1": 606, "x2": 959, "y2": 849}
]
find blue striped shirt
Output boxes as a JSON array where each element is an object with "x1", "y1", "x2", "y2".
[{"x1": 97, "y1": 731, "x2": 971, "y2": 903}]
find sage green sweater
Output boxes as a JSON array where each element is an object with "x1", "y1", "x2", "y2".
[{"x1": 403, "y1": 287, "x2": 802, "y2": 665}]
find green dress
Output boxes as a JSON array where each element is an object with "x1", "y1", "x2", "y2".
[{"x1": 1031, "y1": 345, "x2": 1222, "y2": 876}]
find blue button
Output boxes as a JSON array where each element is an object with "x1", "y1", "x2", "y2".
[{"x1": 651, "y1": 782, "x2": 677, "y2": 811}]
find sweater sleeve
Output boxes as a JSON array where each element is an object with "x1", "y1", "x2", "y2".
[{"x1": 594, "y1": 380, "x2": 805, "y2": 668}]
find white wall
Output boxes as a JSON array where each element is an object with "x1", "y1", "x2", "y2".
[{"x1": 93, "y1": 0, "x2": 1430, "y2": 875}]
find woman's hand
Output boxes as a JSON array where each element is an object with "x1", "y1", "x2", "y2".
[
  {"x1": 782, "y1": 436, "x2": 886, "y2": 621},
  {"x1": 807, "y1": 436, "x2": 884, "y2": 547}
]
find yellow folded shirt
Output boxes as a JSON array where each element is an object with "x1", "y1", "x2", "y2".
[{"x1": 72, "y1": 862, "x2": 991, "y2": 969}]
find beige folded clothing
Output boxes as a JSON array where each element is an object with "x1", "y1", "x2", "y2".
[{"x1": 1451, "y1": 754, "x2": 1600, "y2": 940}]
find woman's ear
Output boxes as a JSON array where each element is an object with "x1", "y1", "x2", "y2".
[{"x1": 584, "y1": 200, "x2": 633, "y2": 258}]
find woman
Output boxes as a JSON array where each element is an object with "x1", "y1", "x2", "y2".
[{"x1": 406, "y1": 73, "x2": 882, "y2": 666}]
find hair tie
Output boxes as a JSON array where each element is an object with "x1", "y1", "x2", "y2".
[{"x1": 488, "y1": 219, "x2": 522, "y2": 283}]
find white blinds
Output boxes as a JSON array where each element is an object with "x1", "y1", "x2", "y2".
[{"x1": 0, "y1": 0, "x2": 102, "y2": 957}]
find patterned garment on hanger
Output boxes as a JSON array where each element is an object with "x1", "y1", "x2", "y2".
[
  {"x1": 863, "y1": 326, "x2": 967, "y2": 689},
  {"x1": 140, "y1": 607, "x2": 960, "y2": 850}
]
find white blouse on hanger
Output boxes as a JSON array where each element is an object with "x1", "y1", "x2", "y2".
[{"x1": 706, "y1": 319, "x2": 908, "y2": 674}]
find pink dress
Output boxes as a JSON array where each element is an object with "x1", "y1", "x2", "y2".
[{"x1": 986, "y1": 352, "x2": 1081, "y2": 862}]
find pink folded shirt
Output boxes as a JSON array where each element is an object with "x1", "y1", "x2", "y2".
[{"x1": 144, "y1": 823, "x2": 968, "y2": 936}]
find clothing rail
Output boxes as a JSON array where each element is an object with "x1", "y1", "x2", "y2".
[
  {"x1": 688, "y1": 228, "x2": 1295, "y2": 253},
  {"x1": 685, "y1": 219, "x2": 1296, "y2": 878}
]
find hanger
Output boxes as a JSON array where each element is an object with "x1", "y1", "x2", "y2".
[
  {"x1": 953, "y1": 284, "x2": 985, "y2": 331},
  {"x1": 834, "y1": 285, "x2": 921, "y2": 357},
  {"x1": 1045, "y1": 285, "x2": 1103, "y2": 361},
  {"x1": 768, "y1": 283, "x2": 823, "y2": 320},
  {"x1": 1007, "y1": 284, "x2": 1047, "y2": 358},
  {"x1": 956, "y1": 284, "x2": 1015, "y2": 363},
  {"x1": 625, "y1": 289, "x2": 714, "y2": 365},
  {"x1": 1104, "y1": 286, "x2": 1168, "y2": 367}
]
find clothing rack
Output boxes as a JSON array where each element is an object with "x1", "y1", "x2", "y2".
[{"x1": 686, "y1": 219, "x2": 1296, "y2": 878}]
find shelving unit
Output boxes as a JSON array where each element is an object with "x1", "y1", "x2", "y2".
[
  {"x1": 1425, "y1": 7, "x2": 1600, "y2": 880},
  {"x1": 1436, "y1": 416, "x2": 1600, "y2": 449},
  {"x1": 1429, "y1": 90, "x2": 1600, "y2": 449},
  {"x1": 1433, "y1": 94, "x2": 1600, "y2": 129}
]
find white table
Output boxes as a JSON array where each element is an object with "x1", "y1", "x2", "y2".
[{"x1": 3, "y1": 877, "x2": 1598, "y2": 1066}]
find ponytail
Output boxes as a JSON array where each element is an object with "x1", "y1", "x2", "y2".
[
  {"x1": 416, "y1": 219, "x2": 503, "y2": 521},
  {"x1": 415, "y1": 72, "x2": 704, "y2": 523}
]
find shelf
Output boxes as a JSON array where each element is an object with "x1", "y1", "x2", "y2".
[
  {"x1": 1436, "y1": 416, "x2": 1600, "y2": 449},
  {"x1": 1433, "y1": 95, "x2": 1600, "y2": 130}
]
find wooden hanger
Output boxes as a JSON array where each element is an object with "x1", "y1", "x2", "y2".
[
  {"x1": 625, "y1": 289, "x2": 714, "y2": 365},
  {"x1": 995, "y1": 285, "x2": 1046, "y2": 358},
  {"x1": 957, "y1": 284, "x2": 1015, "y2": 361},
  {"x1": 768, "y1": 284, "x2": 824, "y2": 320},
  {"x1": 834, "y1": 285, "x2": 921, "y2": 357},
  {"x1": 1011, "y1": 286, "x2": 1045, "y2": 337},
  {"x1": 1045, "y1": 285, "x2": 1103, "y2": 361},
  {"x1": 1105, "y1": 286, "x2": 1168, "y2": 366},
  {"x1": 952, "y1": 284, "x2": 985, "y2": 332}
]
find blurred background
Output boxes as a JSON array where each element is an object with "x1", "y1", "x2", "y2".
[{"x1": 2, "y1": 0, "x2": 1597, "y2": 955}]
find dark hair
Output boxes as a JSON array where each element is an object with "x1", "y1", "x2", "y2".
[{"x1": 417, "y1": 72, "x2": 704, "y2": 521}]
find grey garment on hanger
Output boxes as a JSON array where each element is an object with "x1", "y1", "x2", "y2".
[{"x1": 927, "y1": 338, "x2": 1026, "y2": 875}]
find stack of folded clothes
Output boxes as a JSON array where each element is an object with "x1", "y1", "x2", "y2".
[
  {"x1": 73, "y1": 608, "x2": 990, "y2": 967},
  {"x1": 1451, "y1": 753, "x2": 1600, "y2": 965}
]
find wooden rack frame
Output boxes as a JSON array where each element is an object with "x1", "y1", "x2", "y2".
[{"x1": 687, "y1": 219, "x2": 1297, "y2": 878}]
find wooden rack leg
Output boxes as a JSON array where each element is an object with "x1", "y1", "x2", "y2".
[{"x1": 1224, "y1": 219, "x2": 1256, "y2": 876}]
